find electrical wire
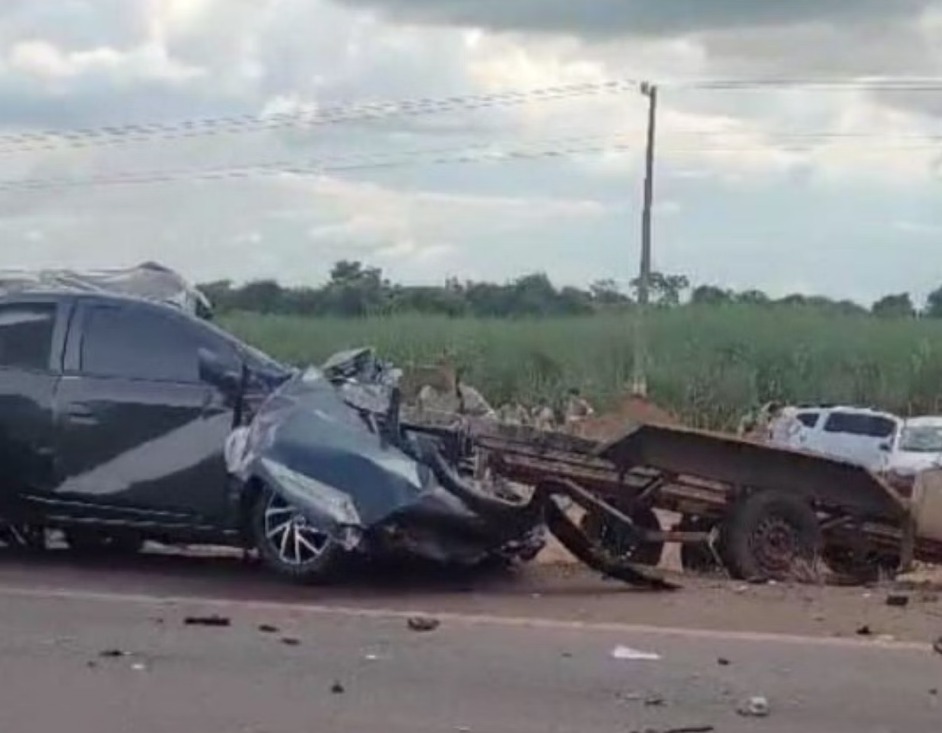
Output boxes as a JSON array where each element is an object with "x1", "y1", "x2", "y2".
[
  {"x1": 0, "y1": 79, "x2": 640, "y2": 155},
  {"x1": 0, "y1": 135, "x2": 636, "y2": 192}
]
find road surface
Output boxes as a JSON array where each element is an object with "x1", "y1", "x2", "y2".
[{"x1": 0, "y1": 548, "x2": 940, "y2": 731}]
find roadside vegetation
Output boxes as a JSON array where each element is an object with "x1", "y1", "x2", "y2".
[{"x1": 221, "y1": 305, "x2": 942, "y2": 431}]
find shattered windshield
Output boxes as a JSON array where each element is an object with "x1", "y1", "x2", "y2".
[{"x1": 898, "y1": 425, "x2": 942, "y2": 453}]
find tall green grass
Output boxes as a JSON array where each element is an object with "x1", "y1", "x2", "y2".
[{"x1": 221, "y1": 306, "x2": 942, "y2": 429}]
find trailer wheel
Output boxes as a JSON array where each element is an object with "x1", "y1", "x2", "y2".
[
  {"x1": 579, "y1": 503, "x2": 663, "y2": 567},
  {"x1": 722, "y1": 491, "x2": 822, "y2": 581}
]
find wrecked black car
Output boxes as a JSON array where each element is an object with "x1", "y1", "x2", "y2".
[
  {"x1": 0, "y1": 289, "x2": 556, "y2": 581},
  {"x1": 0, "y1": 286, "x2": 672, "y2": 587}
]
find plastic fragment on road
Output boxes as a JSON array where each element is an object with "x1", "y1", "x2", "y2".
[
  {"x1": 737, "y1": 696, "x2": 771, "y2": 717},
  {"x1": 886, "y1": 594, "x2": 910, "y2": 607},
  {"x1": 611, "y1": 645, "x2": 661, "y2": 661},
  {"x1": 184, "y1": 614, "x2": 231, "y2": 627},
  {"x1": 407, "y1": 616, "x2": 441, "y2": 632},
  {"x1": 330, "y1": 681, "x2": 345, "y2": 694}
]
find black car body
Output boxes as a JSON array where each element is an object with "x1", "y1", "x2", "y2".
[{"x1": 0, "y1": 291, "x2": 545, "y2": 579}]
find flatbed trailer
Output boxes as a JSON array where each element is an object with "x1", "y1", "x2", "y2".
[{"x1": 415, "y1": 415, "x2": 942, "y2": 583}]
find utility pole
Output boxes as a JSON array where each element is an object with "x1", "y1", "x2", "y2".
[{"x1": 631, "y1": 81, "x2": 657, "y2": 398}]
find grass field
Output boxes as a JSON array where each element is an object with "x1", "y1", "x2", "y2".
[{"x1": 221, "y1": 306, "x2": 942, "y2": 429}]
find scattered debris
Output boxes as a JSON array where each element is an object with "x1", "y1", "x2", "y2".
[
  {"x1": 184, "y1": 614, "x2": 231, "y2": 627},
  {"x1": 281, "y1": 637, "x2": 301, "y2": 647},
  {"x1": 99, "y1": 649, "x2": 128, "y2": 658},
  {"x1": 919, "y1": 592, "x2": 939, "y2": 603},
  {"x1": 86, "y1": 661, "x2": 98, "y2": 669},
  {"x1": 644, "y1": 694, "x2": 665, "y2": 707},
  {"x1": 930, "y1": 688, "x2": 938, "y2": 696},
  {"x1": 733, "y1": 584, "x2": 749, "y2": 594},
  {"x1": 664, "y1": 727, "x2": 715, "y2": 733},
  {"x1": 131, "y1": 662, "x2": 148, "y2": 672},
  {"x1": 856, "y1": 625, "x2": 872, "y2": 636},
  {"x1": 717, "y1": 657, "x2": 731, "y2": 666},
  {"x1": 933, "y1": 637, "x2": 942, "y2": 655},
  {"x1": 561, "y1": 651, "x2": 573, "y2": 659},
  {"x1": 330, "y1": 681, "x2": 345, "y2": 695},
  {"x1": 617, "y1": 692, "x2": 644, "y2": 703},
  {"x1": 611, "y1": 645, "x2": 662, "y2": 661},
  {"x1": 886, "y1": 594, "x2": 910, "y2": 608},
  {"x1": 737, "y1": 696, "x2": 771, "y2": 718},
  {"x1": 407, "y1": 616, "x2": 441, "y2": 633},
  {"x1": 258, "y1": 624, "x2": 279, "y2": 634}
]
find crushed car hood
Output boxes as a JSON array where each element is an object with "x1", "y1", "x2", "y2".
[{"x1": 227, "y1": 367, "x2": 485, "y2": 553}]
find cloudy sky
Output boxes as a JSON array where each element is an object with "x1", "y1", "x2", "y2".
[{"x1": 1, "y1": 0, "x2": 941, "y2": 303}]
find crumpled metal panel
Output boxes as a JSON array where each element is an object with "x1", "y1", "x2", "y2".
[
  {"x1": 230, "y1": 367, "x2": 484, "y2": 556},
  {"x1": 0, "y1": 262, "x2": 211, "y2": 317}
]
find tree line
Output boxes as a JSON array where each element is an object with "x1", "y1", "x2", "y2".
[{"x1": 198, "y1": 260, "x2": 942, "y2": 319}]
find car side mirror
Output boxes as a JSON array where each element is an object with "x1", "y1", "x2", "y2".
[
  {"x1": 879, "y1": 441, "x2": 892, "y2": 452},
  {"x1": 198, "y1": 348, "x2": 243, "y2": 395}
]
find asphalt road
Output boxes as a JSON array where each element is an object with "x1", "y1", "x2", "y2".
[{"x1": 0, "y1": 548, "x2": 940, "y2": 732}]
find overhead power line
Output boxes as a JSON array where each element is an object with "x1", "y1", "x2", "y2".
[
  {"x1": 0, "y1": 79, "x2": 641, "y2": 155},
  {"x1": 0, "y1": 135, "x2": 637, "y2": 193}
]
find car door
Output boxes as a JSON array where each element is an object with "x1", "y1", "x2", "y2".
[
  {"x1": 0, "y1": 298, "x2": 68, "y2": 510},
  {"x1": 52, "y1": 300, "x2": 238, "y2": 526}
]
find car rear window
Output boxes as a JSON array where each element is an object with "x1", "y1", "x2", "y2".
[
  {"x1": 823, "y1": 412, "x2": 896, "y2": 438},
  {"x1": 0, "y1": 303, "x2": 56, "y2": 371},
  {"x1": 81, "y1": 305, "x2": 199, "y2": 383}
]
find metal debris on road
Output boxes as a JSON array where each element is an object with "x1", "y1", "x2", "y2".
[
  {"x1": 737, "y1": 696, "x2": 771, "y2": 717},
  {"x1": 886, "y1": 594, "x2": 910, "y2": 607},
  {"x1": 407, "y1": 616, "x2": 441, "y2": 632},
  {"x1": 99, "y1": 649, "x2": 128, "y2": 658},
  {"x1": 184, "y1": 614, "x2": 231, "y2": 627},
  {"x1": 258, "y1": 624, "x2": 279, "y2": 633},
  {"x1": 717, "y1": 657, "x2": 731, "y2": 666},
  {"x1": 330, "y1": 681, "x2": 345, "y2": 695},
  {"x1": 131, "y1": 662, "x2": 148, "y2": 672},
  {"x1": 611, "y1": 645, "x2": 661, "y2": 661},
  {"x1": 933, "y1": 637, "x2": 942, "y2": 655},
  {"x1": 856, "y1": 624, "x2": 873, "y2": 636},
  {"x1": 281, "y1": 637, "x2": 301, "y2": 646},
  {"x1": 644, "y1": 694, "x2": 665, "y2": 706}
]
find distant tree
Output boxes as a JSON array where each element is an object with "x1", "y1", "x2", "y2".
[
  {"x1": 690, "y1": 285, "x2": 733, "y2": 306},
  {"x1": 871, "y1": 293, "x2": 916, "y2": 319},
  {"x1": 234, "y1": 279, "x2": 284, "y2": 313},
  {"x1": 925, "y1": 285, "x2": 942, "y2": 318},
  {"x1": 589, "y1": 279, "x2": 630, "y2": 307},
  {"x1": 631, "y1": 271, "x2": 690, "y2": 307},
  {"x1": 735, "y1": 289, "x2": 771, "y2": 306}
]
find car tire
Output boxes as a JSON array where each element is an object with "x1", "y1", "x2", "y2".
[
  {"x1": 722, "y1": 491, "x2": 822, "y2": 581},
  {"x1": 579, "y1": 502, "x2": 663, "y2": 567},
  {"x1": 251, "y1": 487, "x2": 341, "y2": 583}
]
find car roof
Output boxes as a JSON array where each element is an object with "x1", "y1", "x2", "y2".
[
  {"x1": 903, "y1": 415, "x2": 942, "y2": 427},
  {"x1": 0, "y1": 289, "x2": 189, "y2": 313}
]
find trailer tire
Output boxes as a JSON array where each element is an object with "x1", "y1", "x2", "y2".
[
  {"x1": 722, "y1": 491, "x2": 822, "y2": 581},
  {"x1": 579, "y1": 503, "x2": 663, "y2": 567}
]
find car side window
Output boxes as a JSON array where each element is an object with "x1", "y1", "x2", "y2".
[
  {"x1": 0, "y1": 302, "x2": 57, "y2": 371},
  {"x1": 823, "y1": 412, "x2": 895, "y2": 438},
  {"x1": 81, "y1": 305, "x2": 201, "y2": 383},
  {"x1": 796, "y1": 412, "x2": 820, "y2": 428}
]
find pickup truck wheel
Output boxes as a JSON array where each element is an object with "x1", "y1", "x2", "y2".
[
  {"x1": 722, "y1": 491, "x2": 822, "y2": 581},
  {"x1": 251, "y1": 488, "x2": 341, "y2": 583},
  {"x1": 579, "y1": 503, "x2": 663, "y2": 567}
]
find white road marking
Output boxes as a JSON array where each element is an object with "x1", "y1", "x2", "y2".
[{"x1": 0, "y1": 582, "x2": 930, "y2": 652}]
